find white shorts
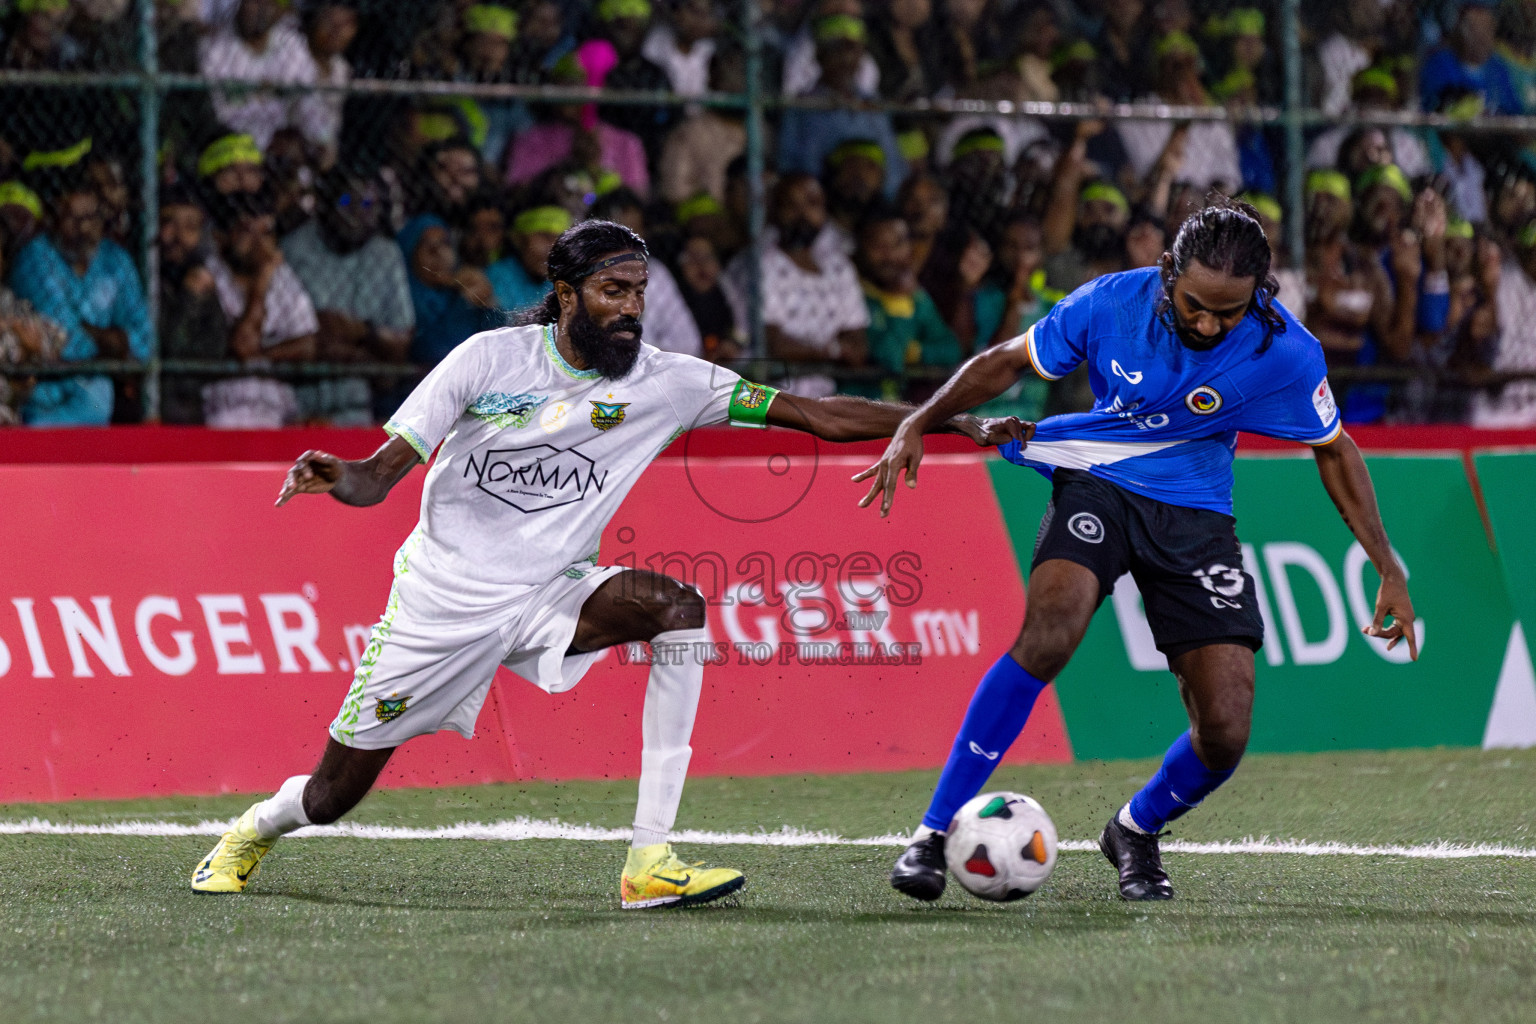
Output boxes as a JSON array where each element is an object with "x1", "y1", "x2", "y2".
[{"x1": 330, "y1": 535, "x2": 627, "y2": 750}]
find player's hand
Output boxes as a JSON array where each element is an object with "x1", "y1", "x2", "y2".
[
  {"x1": 1412, "y1": 189, "x2": 1447, "y2": 239},
  {"x1": 1363, "y1": 571, "x2": 1419, "y2": 660},
  {"x1": 852, "y1": 420, "x2": 925, "y2": 517},
  {"x1": 959, "y1": 415, "x2": 1035, "y2": 447},
  {"x1": 276, "y1": 450, "x2": 345, "y2": 507},
  {"x1": 1389, "y1": 229, "x2": 1423, "y2": 283}
]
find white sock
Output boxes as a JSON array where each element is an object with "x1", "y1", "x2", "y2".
[
  {"x1": 913, "y1": 824, "x2": 945, "y2": 842},
  {"x1": 632, "y1": 628, "x2": 706, "y2": 849},
  {"x1": 253, "y1": 775, "x2": 313, "y2": 839},
  {"x1": 1117, "y1": 802, "x2": 1149, "y2": 835}
]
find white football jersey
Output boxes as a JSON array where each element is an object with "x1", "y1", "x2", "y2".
[{"x1": 384, "y1": 323, "x2": 776, "y2": 588}]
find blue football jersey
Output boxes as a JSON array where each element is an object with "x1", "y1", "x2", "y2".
[{"x1": 996, "y1": 267, "x2": 1341, "y2": 514}]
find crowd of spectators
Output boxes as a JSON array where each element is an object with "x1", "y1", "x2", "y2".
[{"x1": 3, "y1": 0, "x2": 1536, "y2": 428}]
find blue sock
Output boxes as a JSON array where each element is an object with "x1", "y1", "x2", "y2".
[
  {"x1": 1126, "y1": 732, "x2": 1236, "y2": 832},
  {"x1": 921, "y1": 654, "x2": 1050, "y2": 832}
]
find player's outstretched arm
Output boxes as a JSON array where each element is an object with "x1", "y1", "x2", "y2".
[
  {"x1": 1312, "y1": 432, "x2": 1419, "y2": 660},
  {"x1": 853, "y1": 337, "x2": 1038, "y2": 516},
  {"x1": 274, "y1": 435, "x2": 421, "y2": 509},
  {"x1": 762, "y1": 391, "x2": 978, "y2": 443}
]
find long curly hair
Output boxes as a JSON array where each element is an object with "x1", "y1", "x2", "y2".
[
  {"x1": 1156, "y1": 193, "x2": 1286, "y2": 351},
  {"x1": 512, "y1": 219, "x2": 648, "y2": 326}
]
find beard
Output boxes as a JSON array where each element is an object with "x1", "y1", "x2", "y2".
[
  {"x1": 569, "y1": 295, "x2": 644, "y2": 380},
  {"x1": 1073, "y1": 223, "x2": 1125, "y2": 264},
  {"x1": 779, "y1": 219, "x2": 820, "y2": 250},
  {"x1": 1170, "y1": 305, "x2": 1232, "y2": 351}
]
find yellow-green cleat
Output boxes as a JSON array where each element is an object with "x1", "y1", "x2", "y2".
[
  {"x1": 620, "y1": 842, "x2": 745, "y2": 909},
  {"x1": 191, "y1": 805, "x2": 276, "y2": 893}
]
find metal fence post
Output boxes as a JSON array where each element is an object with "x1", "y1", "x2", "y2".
[
  {"x1": 137, "y1": 0, "x2": 161, "y2": 422},
  {"x1": 1281, "y1": 0, "x2": 1305, "y2": 264},
  {"x1": 742, "y1": 0, "x2": 766, "y2": 359}
]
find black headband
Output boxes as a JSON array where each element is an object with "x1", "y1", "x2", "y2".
[{"x1": 580, "y1": 251, "x2": 648, "y2": 279}]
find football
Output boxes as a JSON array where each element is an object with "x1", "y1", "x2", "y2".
[{"x1": 944, "y1": 791, "x2": 1059, "y2": 901}]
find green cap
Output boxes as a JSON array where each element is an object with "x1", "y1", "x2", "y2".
[
  {"x1": 1153, "y1": 32, "x2": 1201, "y2": 62},
  {"x1": 1445, "y1": 217, "x2": 1474, "y2": 240},
  {"x1": 550, "y1": 52, "x2": 585, "y2": 84},
  {"x1": 828, "y1": 139, "x2": 886, "y2": 169},
  {"x1": 197, "y1": 134, "x2": 261, "y2": 178},
  {"x1": 1080, "y1": 180, "x2": 1129, "y2": 215},
  {"x1": 1352, "y1": 66, "x2": 1399, "y2": 101},
  {"x1": 1211, "y1": 68, "x2": 1255, "y2": 100},
  {"x1": 0, "y1": 180, "x2": 42, "y2": 219},
  {"x1": 1305, "y1": 169, "x2": 1351, "y2": 202},
  {"x1": 1354, "y1": 163, "x2": 1412, "y2": 204},
  {"x1": 1519, "y1": 220, "x2": 1536, "y2": 249},
  {"x1": 593, "y1": 169, "x2": 623, "y2": 197},
  {"x1": 813, "y1": 15, "x2": 866, "y2": 46},
  {"x1": 446, "y1": 97, "x2": 489, "y2": 148},
  {"x1": 416, "y1": 111, "x2": 461, "y2": 142},
  {"x1": 1441, "y1": 92, "x2": 1485, "y2": 121},
  {"x1": 1238, "y1": 191, "x2": 1282, "y2": 223},
  {"x1": 463, "y1": 5, "x2": 517, "y2": 40},
  {"x1": 514, "y1": 205, "x2": 574, "y2": 236},
  {"x1": 1223, "y1": 9, "x2": 1265, "y2": 37},
  {"x1": 597, "y1": 0, "x2": 652, "y2": 22},
  {"x1": 1050, "y1": 39, "x2": 1096, "y2": 71},
  {"x1": 952, "y1": 130, "x2": 1005, "y2": 160},
  {"x1": 896, "y1": 128, "x2": 929, "y2": 163},
  {"x1": 23, "y1": 136, "x2": 92, "y2": 172},
  {"x1": 676, "y1": 192, "x2": 725, "y2": 224}
]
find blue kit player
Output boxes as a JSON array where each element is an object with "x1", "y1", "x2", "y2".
[{"x1": 855, "y1": 198, "x2": 1420, "y2": 901}]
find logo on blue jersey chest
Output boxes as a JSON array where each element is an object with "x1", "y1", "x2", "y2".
[
  {"x1": 1184, "y1": 385, "x2": 1224, "y2": 415},
  {"x1": 1096, "y1": 352, "x2": 1235, "y2": 430}
]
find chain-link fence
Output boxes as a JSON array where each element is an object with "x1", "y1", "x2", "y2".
[{"x1": 4, "y1": 1, "x2": 1536, "y2": 428}]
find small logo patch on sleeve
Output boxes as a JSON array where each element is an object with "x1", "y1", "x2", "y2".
[{"x1": 1312, "y1": 378, "x2": 1338, "y2": 426}]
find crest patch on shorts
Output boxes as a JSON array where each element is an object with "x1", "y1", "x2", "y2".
[
  {"x1": 1068, "y1": 512, "x2": 1105, "y2": 544},
  {"x1": 375, "y1": 694, "x2": 411, "y2": 723}
]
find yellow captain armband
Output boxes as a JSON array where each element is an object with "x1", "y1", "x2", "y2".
[{"x1": 727, "y1": 380, "x2": 779, "y2": 428}]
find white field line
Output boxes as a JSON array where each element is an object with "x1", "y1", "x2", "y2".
[{"x1": 0, "y1": 817, "x2": 1534, "y2": 859}]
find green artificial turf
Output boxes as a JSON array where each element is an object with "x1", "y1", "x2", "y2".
[{"x1": 2, "y1": 748, "x2": 1534, "y2": 1023}]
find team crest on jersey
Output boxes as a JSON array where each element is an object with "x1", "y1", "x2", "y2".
[
  {"x1": 590, "y1": 401, "x2": 630, "y2": 431},
  {"x1": 374, "y1": 693, "x2": 411, "y2": 723},
  {"x1": 1184, "y1": 385, "x2": 1223, "y2": 415},
  {"x1": 468, "y1": 391, "x2": 547, "y2": 430}
]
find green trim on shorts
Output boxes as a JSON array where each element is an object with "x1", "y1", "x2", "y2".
[
  {"x1": 727, "y1": 380, "x2": 778, "y2": 428},
  {"x1": 330, "y1": 527, "x2": 423, "y2": 745},
  {"x1": 384, "y1": 420, "x2": 433, "y2": 463}
]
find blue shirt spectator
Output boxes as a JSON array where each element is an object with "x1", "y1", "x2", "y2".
[
  {"x1": 776, "y1": 16, "x2": 905, "y2": 196},
  {"x1": 1420, "y1": 3, "x2": 1523, "y2": 114},
  {"x1": 485, "y1": 205, "x2": 566, "y2": 311},
  {"x1": 10, "y1": 185, "x2": 151, "y2": 425},
  {"x1": 397, "y1": 214, "x2": 500, "y2": 366}
]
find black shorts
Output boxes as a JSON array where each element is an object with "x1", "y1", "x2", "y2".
[{"x1": 1031, "y1": 469, "x2": 1264, "y2": 658}]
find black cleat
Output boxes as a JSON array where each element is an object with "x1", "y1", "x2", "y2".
[
  {"x1": 890, "y1": 832, "x2": 948, "y2": 901},
  {"x1": 1099, "y1": 816, "x2": 1175, "y2": 901}
]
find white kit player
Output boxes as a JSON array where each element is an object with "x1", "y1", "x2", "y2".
[{"x1": 192, "y1": 219, "x2": 991, "y2": 908}]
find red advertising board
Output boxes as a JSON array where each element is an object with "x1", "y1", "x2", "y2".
[{"x1": 0, "y1": 452, "x2": 1068, "y2": 803}]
